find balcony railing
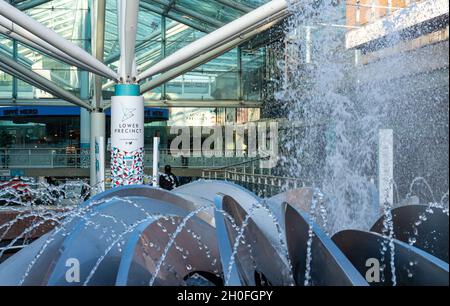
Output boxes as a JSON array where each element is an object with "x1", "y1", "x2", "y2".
[
  {"x1": 202, "y1": 155, "x2": 304, "y2": 198},
  {"x1": 0, "y1": 147, "x2": 257, "y2": 169}
]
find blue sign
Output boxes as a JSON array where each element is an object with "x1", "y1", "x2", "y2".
[
  {"x1": 10, "y1": 169, "x2": 25, "y2": 177},
  {"x1": 0, "y1": 106, "x2": 168, "y2": 120},
  {"x1": 0, "y1": 106, "x2": 80, "y2": 117}
]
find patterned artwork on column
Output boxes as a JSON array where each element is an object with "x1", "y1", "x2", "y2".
[
  {"x1": 111, "y1": 147, "x2": 144, "y2": 186},
  {"x1": 80, "y1": 148, "x2": 90, "y2": 168},
  {"x1": 111, "y1": 94, "x2": 145, "y2": 187}
]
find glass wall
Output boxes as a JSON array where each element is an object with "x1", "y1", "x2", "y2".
[
  {"x1": 0, "y1": 70, "x2": 12, "y2": 99},
  {"x1": 0, "y1": 0, "x2": 271, "y2": 104},
  {"x1": 0, "y1": 0, "x2": 89, "y2": 99}
]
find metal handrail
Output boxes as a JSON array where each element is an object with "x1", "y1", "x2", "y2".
[
  {"x1": 216, "y1": 155, "x2": 267, "y2": 170},
  {"x1": 202, "y1": 167, "x2": 304, "y2": 198},
  {"x1": 201, "y1": 153, "x2": 304, "y2": 197},
  {"x1": 0, "y1": 148, "x2": 257, "y2": 169},
  {"x1": 201, "y1": 151, "x2": 269, "y2": 172},
  {"x1": 0, "y1": 148, "x2": 250, "y2": 155},
  {"x1": 204, "y1": 168, "x2": 302, "y2": 182}
]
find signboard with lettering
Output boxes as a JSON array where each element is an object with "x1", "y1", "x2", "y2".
[
  {"x1": 110, "y1": 96, "x2": 145, "y2": 186},
  {"x1": 0, "y1": 106, "x2": 168, "y2": 120},
  {"x1": 0, "y1": 106, "x2": 80, "y2": 117}
]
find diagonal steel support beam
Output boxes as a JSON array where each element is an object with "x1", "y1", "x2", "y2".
[
  {"x1": 0, "y1": 20, "x2": 108, "y2": 76},
  {"x1": 91, "y1": 0, "x2": 106, "y2": 109},
  {"x1": 0, "y1": 61, "x2": 75, "y2": 104},
  {"x1": 138, "y1": 0, "x2": 289, "y2": 81},
  {"x1": 104, "y1": 23, "x2": 178, "y2": 65},
  {"x1": 0, "y1": 43, "x2": 73, "y2": 88},
  {"x1": 0, "y1": 43, "x2": 32, "y2": 66},
  {"x1": 139, "y1": 12, "x2": 285, "y2": 94},
  {"x1": 144, "y1": 0, "x2": 224, "y2": 29},
  {"x1": 0, "y1": 0, "x2": 118, "y2": 80},
  {"x1": 139, "y1": 1, "x2": 214, "y2": 33},
  {"x1": 0, "y1": 60, "x2": 55, "y2": 94},
  {"x1": 0, "y1": 54, "x2": 93, "y2": 109},
  {"x1": 214, "y1": 0, "x2": 252, "y2": 14},
  {"x1": 16, "y1": 0, "x2": 51, "y2": 11}
]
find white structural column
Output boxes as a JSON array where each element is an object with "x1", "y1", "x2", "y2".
[
  {"x1": 138, "y1": 0, "x2": 288, "y2": 80},
  {"x1": 0, "y1": 0, "x2": 118, "y2": 80},
  {"x1": 95, "y1": 136, "x2": 105, "y2": 193},
  {"x1": 152, "y1": 137, "x2": 160, "y2": 187},
  {"x1": 305, "y1": 26, "x2": 312, "y2": 64},
  {"x1": 90, "y1": 111, "x2": 106, "y2": 190},
  {"x1": 92, "y1": 0, "x2": 107, "y2": 109},
  {"x1": 80, "y1": 108, "x2": 91, "y2": 168},
  {"x1": 79, "y1": 0, "x2": 91, "y2": 169},
  {"x1": 118, "y1": 0, "x2": 140, "y2": 82},
  {"x1": 110, "y1": 85, "x2": 144, "y2": 186},
  {"x1": 378, "y1": 129, "x2": 394, "y2": 208},
  {"x1": 110, "y1": 0, "x2": 144, "y2": 187},
  {"x1": 89, "y1": 0, "x2": 107, "y2": 192}
]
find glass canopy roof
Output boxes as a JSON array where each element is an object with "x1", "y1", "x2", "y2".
[{"x1": 0, "y1": 0, "x2": 271, "y2": 102}]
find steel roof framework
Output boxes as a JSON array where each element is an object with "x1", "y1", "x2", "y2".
[{"x1": 0, "y1": 0, "x2": 282, "y2": 109}]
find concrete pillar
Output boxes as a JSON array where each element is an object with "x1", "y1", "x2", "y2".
[
  {"x1": 90, "y1": 111, "x2": 105, "y2": 191},
  {"x1": 94, "y1": 136, "x2": 105, "y2": 193},
  {"x1": 80, "y1": 108, "x2": 90, "y2": 168},
  {"x1": 305, "y1": 26, "x2": 311, "y2": 64},
  {"x1": 152, "y1": 136, "x2": 160, "y2": 187},
  {"x1": 110, "y1": 84, "x2": 144, "y2": 186},
  {"x1": 378, "y1": 129, "x2": 394, "y2": 209}
]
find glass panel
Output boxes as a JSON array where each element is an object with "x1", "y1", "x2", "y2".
[
  {"x1": 242, "y1": 47, "x2": 265, "y2": 101},
  {"x1": 0, "y1": 71, "x2": 12, "y2": 99},
  {"x1": 1, "y1": 0, "x2": 270, "y2": 104},
  {"x1": 176, "y1": 0, "x2": 242, "y2": 24},
  {"x1": 17, "y1": 43, "x2": 82, "y2": 98},
  {"x1": 0, "y1": 0, "x2": 90, "y2": 99},
  {"x1": 234, "y1": 0, "x2": 269, "y2": 8},
  {"x1": 0, "y1": 35, "x2": 13, "y2": 99},
  {"x1": 147, "y1": 48, "x2": 239, "y2": 101}
]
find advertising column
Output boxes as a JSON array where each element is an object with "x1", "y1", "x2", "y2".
[{"x1": 111, "y1": 84, "x2": 144, "y2": 186}]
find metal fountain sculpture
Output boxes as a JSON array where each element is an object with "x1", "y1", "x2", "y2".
[
  {"x1": 0, "y1": 0, "x2": 448, "y2": 286},
  {"x1": 0, "y1": 180, "x2": 447, "y2": 286}
]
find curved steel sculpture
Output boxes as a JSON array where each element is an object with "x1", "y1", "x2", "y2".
[
  {"x1": 284, "y1": 204, "x2": 368, "y2": 286},
  {"x1": 0, "y1": 181, "x2": 448, "y2": 286},
  {"x1": 370, "y1": 204, "x2": 449, "y2": 262},
  {"x1": 0, "y1": 184, "x2": 220, "y2": 285},
  {"x1": 214, "y1": 194, "x2": 294, "y2": 286},
  {"x1": 332, "y1": 229, "x2": 449, "y2": 286}
]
